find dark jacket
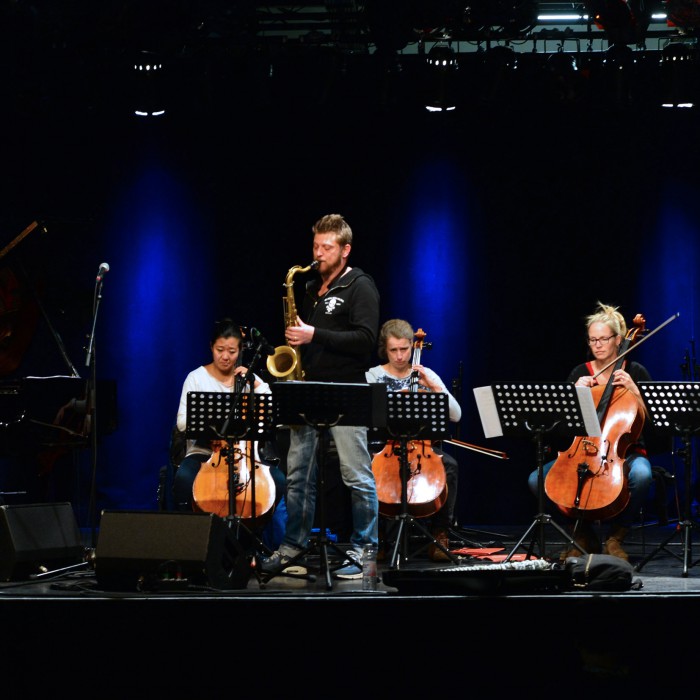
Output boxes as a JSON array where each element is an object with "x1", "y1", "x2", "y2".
[{"x1": 300, "y1": 266, "x2": 380, "y2": 383}]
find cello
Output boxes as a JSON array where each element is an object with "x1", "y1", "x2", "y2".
[
  {"x1": 372, "y1": 328, "x2": 448, "y2": 518},
  {"x1": 544, "y1": 314, "x2": 648, "y2": 521},
  {"x1": 192, "y1": 438, "x2": 276, "y2": 526}
]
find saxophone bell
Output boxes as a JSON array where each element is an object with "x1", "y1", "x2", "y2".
[
  {"x1": 267, "y1": 345, "x2": 299, "y2": 378},
  {"x1": 266, "y1": 261, "x2": 319, "y2": 380}
]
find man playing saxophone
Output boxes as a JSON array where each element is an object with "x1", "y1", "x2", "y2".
[{"x1": 261, "y1": 213, "x2": 381, "y2": 579}]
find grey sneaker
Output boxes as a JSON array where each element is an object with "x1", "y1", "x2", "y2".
[
  {"x1": 332, "y1": 549, "x2": 363, "y2": 580},
  {"x1": 260, "y1": 546, "x2": 307, "y2": 576}
]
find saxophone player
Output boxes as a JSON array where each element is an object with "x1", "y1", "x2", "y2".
[{"x1": 261, "y1": 213, "x2": 381, "y2": 580}]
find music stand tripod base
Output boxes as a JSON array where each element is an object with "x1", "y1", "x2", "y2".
[
  {"x1": 473, "y1": 382, "x2": 601, "y2": 561},
  {"x1": 371, "y1": 391, "x2": 459, "y2": 568},
  {"x1": 186, "y1": 391, "x2": 276, "y2": 566},
  {"x1": 635, "y1": 382, "x2": 700, "y2": 577}
]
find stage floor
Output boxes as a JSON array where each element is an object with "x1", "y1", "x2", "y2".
[
  {"x1": 2, "y1": 520, "x2": 699, "y2": 694},
  {"x1": 3, "y1": 520, "x2": 698, "y2": 597}
]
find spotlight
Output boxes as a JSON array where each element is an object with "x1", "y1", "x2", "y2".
[
  {"x1": 480, "y1": 45, "x2": 518, "y2": 106},
  {"x1": 660, "y1": 41, "x2": 697, "y2": 107},
  {"x1": 544, "y1": 52, "x2": 581, "y2": 103},
  {"x1": 601, "y1": 43, "x2": 637, "y2": 107},
  {"x1": 424, "y1": 41, "x2": 459, "y2": 112},
  {"x1": 132, "y1": 50, "x2": 167, "y2": 117}
]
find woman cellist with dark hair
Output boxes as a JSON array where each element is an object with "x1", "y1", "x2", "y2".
[
  {"x1": 527, "y1": 301, "x2": 654, "y2": 562},
  {"x1": 173, "y1": 318, "x2": 286, "y2": 552}
]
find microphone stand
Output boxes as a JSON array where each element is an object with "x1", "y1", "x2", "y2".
[
  {"x1": 85, "y1": 272, "x2": 106, "y2": 548},
  {"x1": 215, "y1": 334, "x2": 273, "y2": 559}
]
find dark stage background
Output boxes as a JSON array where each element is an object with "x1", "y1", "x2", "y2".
[{"x1": 2, "y1": 15, "x2": 700, "y2": 530}]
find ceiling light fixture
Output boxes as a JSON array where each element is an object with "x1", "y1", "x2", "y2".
[{"x1": 424, "y1": 41, "x2": 459, "y2": 112}]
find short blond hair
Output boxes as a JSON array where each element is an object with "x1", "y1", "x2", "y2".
[
  {"x1": 585, "y1": 301, "x2": 627, "y2": 337},
  {"x1": 312, "y1": 214, "x2": 353, "y2": 246}
]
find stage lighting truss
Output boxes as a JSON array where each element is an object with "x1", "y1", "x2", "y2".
[{"x1": 463, "y1": 0, "x2": 539, "y2": 36}]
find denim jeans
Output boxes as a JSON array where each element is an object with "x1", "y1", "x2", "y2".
[
  {"x1": 173, "y1": 453, "x2": 208, "y2": 511},
  {"x1": 282, "y1": 424, "x2": 378, "y2": 552},
  {"x1": 527, "y1": 451, "x2": 653, "y2": 529}
]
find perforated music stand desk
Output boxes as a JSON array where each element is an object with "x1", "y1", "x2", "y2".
[
  {"x1": 473, "y1": 382, "x2": 600, "y2": 560},
  {"x1": 186, "y1": 391, "x2": 275, "y2": 554},
  {"x1": 269, "y1": 381, "x2": 386, "y2": 589},
  {"x1": 635, "y1": 382, "x2": 700, "y2": 577},
  {"x1": 186, "y1": 391, "x2": 274, "y2": 442}
]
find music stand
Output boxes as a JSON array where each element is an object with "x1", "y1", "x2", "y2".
[
  {"x1": 473, "y1": 382, "x2": 601, "y2": 561},
  {"x1": 266, "y1": 381, "x2": 386, "y2": 590},
  {"x1": 186, "y1": 390, "x2": 275, "y2": 557},
  {"x1": 370, "y1": 391, "x2": 459, "y2": 568},
  {"x1": 634, "y1": 382, "x2": 700, "y2": 577}
]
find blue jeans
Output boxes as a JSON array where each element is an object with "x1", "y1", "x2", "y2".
[
  {"x1": 173, "y1": 453, "x2": 208, "y2": 511},
  {"x1": 282, "y1": 424, "x2": 378, "y2": 552},
  {"x1": 527, "y1": 452, "x2": 653, "y2": 529}
]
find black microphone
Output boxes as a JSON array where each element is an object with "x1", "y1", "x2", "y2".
[
  {"x1": 252, "y1": 327, "x2": 275, "y2": 356},
  {"x1": 96, "y1": 262, "x2": 110, "y2": 282},
  {"x1": 240, "y1": 326, "x2": 254, "y2": 350}
]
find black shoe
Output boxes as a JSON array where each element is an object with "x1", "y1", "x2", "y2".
[{"x1": 260, "y1": 547, "x2": 307, "y2": 576}]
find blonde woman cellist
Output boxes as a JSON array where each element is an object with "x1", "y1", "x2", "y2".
[{"x1": 527, "y1": 301, "x2": 653, "y2": 562}]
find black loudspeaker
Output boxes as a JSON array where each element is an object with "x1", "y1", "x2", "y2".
[
  {"x1": 0, "y1": 502, "x2": 85, "y2": 581},
  {"x1": 95, "y1": 510, "x2": 252, "y2": 591}
]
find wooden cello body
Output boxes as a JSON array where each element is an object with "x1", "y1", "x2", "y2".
[
  {"x1": 372, "y1": 438, "x2": 448, "y2": 517},
  {"x1": 544, "y1": 314, "x2": 647, "y2": 522},
  {"x1": 371, "y1": 328, "x2": 448, "y2": 518},
  {"x1": 192, "y1": 440, "x2": 276, "y2": 525},
  {"x1": 544, "y1": 383, "x2": 643, "y2": 520}
]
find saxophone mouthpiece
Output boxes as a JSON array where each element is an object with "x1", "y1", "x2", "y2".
[{"x1": 311, "y1": 260, "x2": 320, "y2": 269}]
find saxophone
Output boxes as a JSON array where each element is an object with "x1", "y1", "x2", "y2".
[{"x1": 266, "y1": 261, "x2": 319, "y2": 381}]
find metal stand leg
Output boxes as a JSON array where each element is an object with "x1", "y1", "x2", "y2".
[
  {"x1": 387, "y1": 438, "x2": 459, "y2": 569},
  {"x1": 635, "y1": 429, "x2": 700, "y2": 577},
  {"x1": 504, "y1": 426, "x2": 585, "y2": 562}
]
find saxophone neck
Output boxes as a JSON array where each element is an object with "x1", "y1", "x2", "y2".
[{"x1": 285, "y1": 261, "x2": 318, "y2": 286}]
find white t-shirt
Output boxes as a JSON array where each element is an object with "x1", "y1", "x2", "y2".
[{"x1": 176, "y1": 365, "x2": 271, "y2": 457}]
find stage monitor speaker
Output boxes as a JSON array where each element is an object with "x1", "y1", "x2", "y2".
[
  {"x1": 0, "y1": 502, "x2": 85, "y2": 581},
  {"x1": 95, "y1": 510, "x2": 251, "y2": 591}
]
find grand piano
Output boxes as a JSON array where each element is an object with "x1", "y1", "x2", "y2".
[{"x1": 0, "y1": 221, "x2": 116, "y2": 502}]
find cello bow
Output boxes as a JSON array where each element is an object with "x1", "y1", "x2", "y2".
[
  {"x1": 443, "y1": 437, "x2": 508, "y2": 460},
  {"x1": 593, "y1": 312, "x2": 680, "y2": 379}
]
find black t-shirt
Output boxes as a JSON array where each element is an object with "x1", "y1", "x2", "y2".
[{"x1": 548, "y1": 359, "x2": 653, "y2": 455}]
